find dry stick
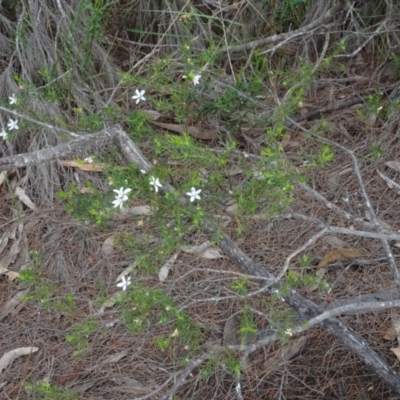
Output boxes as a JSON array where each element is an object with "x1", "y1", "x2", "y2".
[
  {"x1": 240, "y1": 299, "x2": 400, "y2": 361},
  {"x1": 377, "y1": 169, "x2": 400, "y2": 192},
  {"x1": 3, "y1": 124, "x2": 400, "y2": 393},
  {"x1": 286, "y1": 82, "x2": 399, "y2": 127},
  {"x1": 0, "y1": 128, "x2": 113, "y2": 171},
  {"x1": 296, "y1": 182, "x2": 376, "y2": 229},
  {"x1": 216, "y1": 0, "x2": 349, "y2": 54},
  {"x1": 321, "y1": 287, "x2": 400, "y2": 310},
  {"x1": 289, "y1": 210, "x2": 400, "y2": 241}
]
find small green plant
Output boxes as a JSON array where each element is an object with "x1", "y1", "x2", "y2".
[
  {"x1": 200, "y1": 356, "x2": 219, "y2": 380},
  {"x1": 225, "y1": 351, "x2": 242, "y2": 377},
  {"x1": 369, "y1": 144, "x2": 383, "y2": 160},
  {"x1": 19, "y1": 268, "x2": 36, "y2": 284},
  {"x1": 117, "y1": 284, "x2": 202, "y2": 348},
  {"x1": 230, "y1": 276, "x2": 249, "y2": 296},
  {"x1": 65, "y1": 319, "x2": 99, "y2": 356},
  {"x1": 314, "y1": 145, "x2": 334, "y2": 167},
  {"x1": 298, "y1": 254, "x2": 311, "y2": 269},
  {"x1": 153, "y1": 336, "x2": 170, "y2": 351},
  {"x1": 238, "y1": 308, "x2": 258, "y2": 345},
  {"x1": 24, "y1": 379, "x2": 80, "y2": 400}
]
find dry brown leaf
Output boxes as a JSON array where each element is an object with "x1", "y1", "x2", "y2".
[
  {"x1": 264, "y1": 336, "x2": 308, "y2": 374},
  {"x1": 223, "y1": 315, "x2": 238, "y2": 346},
  {"x1": 98, "y1": 293, "x2": 119, "y2": 314},
  {"x1": 60, "y1": 160, "x2": 105, "y2": 172},
  {"x1": 149, "y1": 120, "x2": 215, "y2": 140},
  {"x1": 322, "y1": 235, "x2": 347, "y2": 249},
  {"x1": 159, "y1": 253, "x2": 178, "y2": 282},
  {"x1": 384, "y1": 326, "x2": 397, "y2": 341},
  {"x1": 391, "y1": 347, "x2": 400, "y2": 361},
  {"x1": 102, "y1": 236, "x2": 115, "y2": 255},
  {"x1": 225, "y1": 203, "x2": 238, "y2": 214},
  {"x1": 80, "y1": 187, "x2": 96, "y2": 194},
  {"x1": 201, "y1": 248, "x2": 224, "y2": 259},
  {"x1": 0, "y1": 171, "x2": 6, "y2": 186},
  {"x1": 127, "y1": 206, "x2": 152, "y2": 215},
  {"x1": 385, "y1": 161, "x2": 400, "y2": 172},
  {"x1": 6, "y1": 271, "x2": 19, "y2": 281},
  {"x1": 0, "y1": 289, "x2": 30, "y2": 322},
  {"x1": 141, "y1": 110, "x2": 161, "y2": 120},
  {"x1": 0, "y1": 347, "x2": 38, "y2": 374},
  {"x1": 115, "y1": 263, "x2": 137, "y2": 283},
  {"x1": 392, "y1": 315, "x2": 400, "y2": 339},
  {"x1": 317, "y1": 248, "x2": 369, "y2": 270},
  {"x1": 15, "y1": 187, "x2": 37, "y2": 211},
  {"x1": 0, "y1": 239, "x2": 20, "y2": 270},
  {"x1": 384, "y1": 315, "x2": 400, "y2": 341},
  {"x1": 0, "y1": 235, "x2": 9, "y2": 255}
]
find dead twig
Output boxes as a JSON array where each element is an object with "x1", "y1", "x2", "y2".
[{"x1": 216, "y1": 0, "x2": 349, "y2": 54}]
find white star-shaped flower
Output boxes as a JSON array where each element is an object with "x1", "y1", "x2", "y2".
[
  {"x1": 150, "y1": 176, "x2": 162, "y2": 193},
  {"x1": 84, "y1": 157, "x2": 93, "y2": 164},
  {"x1": 113, "y1": 187, "x2": 131, "y2": 200},
  {"x1": 0, "y1": 130, "x2": 7, "y2": 140},
  {"x1": 132, "y1": 89, "x2": 146, "y2": 104},
  {"x1": 192, "y1": 74, "x2": 201, "y2": 85},
  {"x1": 186, "y1": 187, "x2": 201, "y2": 202},
  {"x1": 117, "y1": 275, "x2": 131, "y2": 291},
  {"x1": 7, "y1": 118, "x2": 18, "y2": 130},
  {"x1": 112, "y1": 187, "x2": 131, "y2": 209},
  {"x1": 9, "y1": 94, "x2": 17, "y2": 105},
  {"x1": 112, "y1": 197, "x2": 125, "y2": 209}
]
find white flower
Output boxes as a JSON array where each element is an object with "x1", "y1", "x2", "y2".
[
  {"x1": 132, "y1": 89, "x2": 146, "y2": 104},
  {"x1": 113, "y1": 187, "x2": 131, "y2": 200},
  {"x1": 112, "y1": 187, "x2": 131, "y2": 209},
  {"x1": 7, "y1": 118, "x2": 18, "y2": 130},
  {"x1": 285, "y1": 328, "x2": 293, "y2": 337},
  {"x1": 84, "y1": 157, "x2": 93, "y2": 164},
  {"x1": 171, "y1": 328, "x2": 179, "y2": 337},
  {"x1": 150, "y1": 176, "x2": 162, "y2": 192},
  {"x1": 112, "y1": 197, "x2": 125, "y2": 209},
  {"x1": 9, "y1": 94, "x2": 17, "y2": 105},
  {"x1": 117, "y1": 275, "x2": 131, "y2": 291},
  {"x1": 186, "y1": 187, "x2": 201, "y2": 202},
  {"x1": 0, "y1": 130, "x2": 7, "y2": 140},
  {"x1": 192, "y1": 74, "x2": 201, "y2": 85}
]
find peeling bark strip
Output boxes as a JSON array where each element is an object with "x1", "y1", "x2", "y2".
[{"x1": 2, "y1": 124, "x2": 400, "y2": 393}]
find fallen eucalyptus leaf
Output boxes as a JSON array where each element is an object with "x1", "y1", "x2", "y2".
[
  {"x1": 317, "y1": 248, "x2": 369, "y2": 270},
  {"x1": 102, "y1": 235, "x2": 115, "y2": 255},
  {"x1": 0, "y1": 347, "x2": 38, "y2": 374},
  {"x1": 385, "y1": 161, "x2": 400, "y2": 172},
  {"x1": 60, "y1": 160, "x2": 105, "y2": 172},
  {"x1": 149, "y1": 120, "x2": 215, "y2": 140},
  {"x1": 15, "y1": 187, "x2": 37, "y2": 211},
  {"x1": 141, "y1": 110, "x2": 161, "y2": 120},
  {"x1": 159, "y1": 253, "x2": 178, "y2": 282}
]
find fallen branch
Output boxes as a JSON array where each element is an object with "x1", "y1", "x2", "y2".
[{"x1": 0, "y1": 128, "x2": 113, "y2": 171}]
